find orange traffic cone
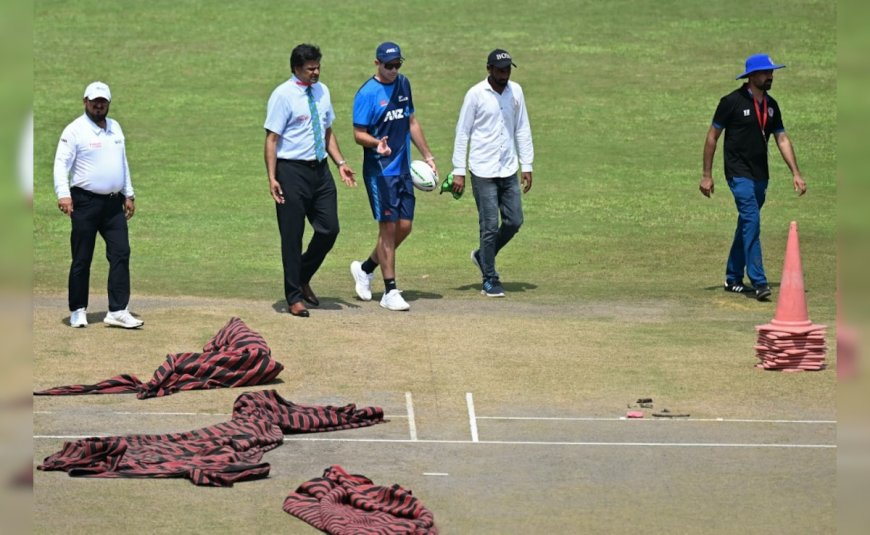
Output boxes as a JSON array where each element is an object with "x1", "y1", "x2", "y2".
[
  {"x1": 754, "y1": 221, "x2": 827, "y2": 371},
  {"x1": 755, "y1": 221, "x2": 826, "y2": 334}
]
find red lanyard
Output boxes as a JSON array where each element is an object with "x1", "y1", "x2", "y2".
[{"x1": 753, "y1": 96, "x2": 768, "y2": 135}]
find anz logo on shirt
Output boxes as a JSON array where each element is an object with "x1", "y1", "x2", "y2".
[{"x1": 383, "y1": 108, "x2": 406, "y2": 122}]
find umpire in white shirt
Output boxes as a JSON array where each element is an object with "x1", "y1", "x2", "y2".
[
  {"x1": 54, "y1": 81, "x2": 143, "y2": 329},
  {"x1": 451, "y1": 49, "x2": 534, "y2": 298}
]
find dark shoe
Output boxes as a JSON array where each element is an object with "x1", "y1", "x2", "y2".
[
  {"x1": 755, "y1": 285, "x2": 772, "y2": 301},
  {"x1": 289, "y1": 302, "x2": 310, "y2": 317},
  {"x1": 301, "y1": 284, "x2": 320, "y2": 306},
  {"x1": 481, "y1": 277, "x2": 505, "y2": 297},
  {"x1": 724, "y1": 280, "x2": 753, "y2": 294}
]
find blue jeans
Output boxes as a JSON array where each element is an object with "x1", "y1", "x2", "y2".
[
  {"x1": 726, "y1": 177, "x2": 768, "y2": 286},
  {"x1": 471, "y1": 172, "x2": 524, "y2": 280}
]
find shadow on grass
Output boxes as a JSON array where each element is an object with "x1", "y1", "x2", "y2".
[
  {"x1": 60, "y1": 310, "x2": 146, "y2": 328},
  {"x1": 454, "y1": 281, "x2": 538, "y2": 293},
  {"x1": 704, "y1": 282, "x2": 781, "y2": 299},
  {"x1": 271, "y1": 298, "x2": 363, "y2": 313},
  {"x1": 400, "y1": 290, "x2": 443, "y2": 302}
]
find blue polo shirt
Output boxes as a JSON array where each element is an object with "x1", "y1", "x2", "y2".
[{"x1": 353, "y1": 74, "x2": 414, "y2": 178}]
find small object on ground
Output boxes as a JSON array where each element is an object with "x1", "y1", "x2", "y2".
[
  {"x1": 626, "y1": 410, "x2": 644, "y2": 418},
  {"x1": 636, "y1": 397, "x2": 653, "y2": 404},
  {"x1": 652, "y1": 408, "x2": 690, "y2": 418}
]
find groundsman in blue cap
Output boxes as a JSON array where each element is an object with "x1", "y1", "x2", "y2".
[{"x1": 699, "y1": 53, "x2": 807, "y2": 302}]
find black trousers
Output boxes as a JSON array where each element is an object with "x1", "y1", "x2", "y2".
[
  {"x1": 68, "y1": 187, "x2": 131, "y2": 312},
  {"x1": 275, "y1": 159, "x2": 340, "y2": 305}
]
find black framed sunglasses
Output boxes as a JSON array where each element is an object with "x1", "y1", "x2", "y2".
[{"x1": 382, "y1": 61, "x2": 403, "y2": 70}]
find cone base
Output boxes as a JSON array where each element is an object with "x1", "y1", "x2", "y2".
[{"x1": 755, "y1": 322, "x2": 827, "y2": 335}]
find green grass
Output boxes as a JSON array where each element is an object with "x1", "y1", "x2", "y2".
[
  {"x1": 33, "y1": 1, "x2": 837, "y2": 532},
  {"x1": 34, "y1": 0, "x2": 836, "y2": 314}
]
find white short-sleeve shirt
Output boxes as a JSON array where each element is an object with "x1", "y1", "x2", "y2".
[
  {"x1": 264, "y1": 76, "x2": 335, "y2": 161},
  {"x1": 53, "y1": 114, "x2": 134, "y2": 199}
]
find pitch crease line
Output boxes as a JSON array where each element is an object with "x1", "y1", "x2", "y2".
[
  {"x1": 405, "y1": 392, "x2": 418, "y2": 441},
  {"x1": 466, "y1": 392, "x2": 479, "y2": 443},
  {"x1": 477, "y1": 416, "x2": 836, "y2": 424},
  {"x1": 31, "y1": 435, "x2": 836, "y2": 448}
]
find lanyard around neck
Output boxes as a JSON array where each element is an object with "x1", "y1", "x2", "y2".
[{"x1": 752, "y1": 94, "x2": 768, "y2": 135}]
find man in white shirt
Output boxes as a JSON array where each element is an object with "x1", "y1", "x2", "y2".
[
  {"x1": 451, "y1": 49, "x2": 534, "y2": 297},
  {"x1": 54, "y1": 81, "x2": 143, "y2": 329}
]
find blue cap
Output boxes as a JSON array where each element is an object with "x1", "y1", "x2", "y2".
[
  {"x1": 376, "y1": 42, "x2": 403, "y2": 62},
  {"x1": 736, "y1": 54, "x2": 785, "y2": 79}
]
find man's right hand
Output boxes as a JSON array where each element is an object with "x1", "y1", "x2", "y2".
[
  {"x1": 269, "y1": 179, "x2": 284, "y2": 204},
  {"x1": 699, "y1": 176, "x2": 714, "y2": 198},
  {"x1": 58, "y1": 197, "x2": 73, "y2": 216}
]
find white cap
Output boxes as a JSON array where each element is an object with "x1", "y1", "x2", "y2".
[{"x1": 83, "y1": 81, "x2": 112, "y2": 102}]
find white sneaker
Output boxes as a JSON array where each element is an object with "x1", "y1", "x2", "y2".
[
  {"x1": 103, "y1": 309, "x2": 144, "y2": 329},
  {"x1": 350, "y1": 260, "x2": 374, "y2": 301},
  {"x1": 380, "y1": 289, "x2": 410, "y2": 311},
  {"x1": 70, "y1": 308, "x2": 88, "y2": 328}
]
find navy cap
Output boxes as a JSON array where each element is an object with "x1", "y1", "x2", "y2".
[
  {"x1": 487, "y1": 49, "x2": 517, "y2": 68},
  {"x1": 376, "y1": 42, "x2": 403, "y2": 62},
  {"x1": 736, "y1": 54, "x2": 785, "y2": 79}
]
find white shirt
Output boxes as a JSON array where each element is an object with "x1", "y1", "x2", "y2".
[
  {"x1": 263, "y1": 76, "x2": 335, "y2": 160},
  {"x1": 53, "y1": 114, "x2": 134, "y2": 199},
  {"x1": 452, "y1": 79, "x2": 534, "y2": 178}
]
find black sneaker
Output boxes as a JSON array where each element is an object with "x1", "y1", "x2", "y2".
[
  {"x1": 724, "y1": 280, "x2": 753, "y2": 294},
  {"x1": 481, "y1": 277, "x2": 505, "y2": 297},
  {"x1": 755, "y1": 285, "x2": 772, "y2": 301}
]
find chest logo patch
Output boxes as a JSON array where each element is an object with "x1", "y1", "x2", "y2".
[
  {"x1": 384, "y1": 108, "x2": 405, "y2": 122},
  {"x1": 743, "y1": 109, "x2": 751, "y2": 117}
]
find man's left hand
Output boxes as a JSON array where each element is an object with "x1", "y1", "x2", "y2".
[
  {"x1": 339, "y1": 164, "x2": 357, "y2": 187},
  {"x1": 521, "y1": 172, "x2": 533, "y2": 193},
  {"x1": 793, "y1": 174, "x2": 807, "y2": 196},
  {"x1": 124, "y1": 198, "x2": 136, "y2": 220},
  {"x1": 425, "y1": 157, "x2": 439, "y2": 179}
]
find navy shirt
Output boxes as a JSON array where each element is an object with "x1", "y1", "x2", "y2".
[
  {"x1": 353, "y1": 74, "x2": 414, "y2": 179},
  {"x1": 712, "y1": 85, "x2": 785, "y2": 181}
]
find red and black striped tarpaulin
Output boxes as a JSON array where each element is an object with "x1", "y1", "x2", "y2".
[
  {"x1": 37, "y1": 390, "x2": 385, "y2": 486},
  {"x1": 284, "y1": 465, "x2": 437, "y2": 534},
  {"x1": 34, "y1": 317, "x2": 283, "y2": 399}
]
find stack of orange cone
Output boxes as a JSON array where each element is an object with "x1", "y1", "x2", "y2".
[{"x1": 754, "y1": 221, "x2": 827, "y2": 371}]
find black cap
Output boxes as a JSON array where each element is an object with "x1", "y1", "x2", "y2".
[{"x1": 487, "y1": 49, "x2": 517, "y2": 68}]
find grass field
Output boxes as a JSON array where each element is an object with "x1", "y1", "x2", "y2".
[{"x1": 33, "y1": 0, "x2": 837, "y2": 533}]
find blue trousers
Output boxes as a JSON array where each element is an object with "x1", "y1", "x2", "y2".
[
  {"x1": 470, "y1": 172, "x2": 524, "y2": 280},
  {"x1": 726, "y1": 177, "x2": 768, "y2": 286}
]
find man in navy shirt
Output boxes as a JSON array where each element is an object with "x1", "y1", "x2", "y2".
[
  {"x1": 350, "y1": 42, "x2": 438, "y2": 311},
  {"x1": 700, "y1": 53, "x2": 807, "y2": 301}
]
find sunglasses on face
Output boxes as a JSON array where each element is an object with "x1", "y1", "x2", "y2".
[{"x1": 382, "y1": 61, "x2": 403, "y2": 70}]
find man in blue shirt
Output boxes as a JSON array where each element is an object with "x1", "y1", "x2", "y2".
[
  {"x1": 349, "y1": 42, "x2": 438, "y2": 311},
  {"x1": 264, "y1": 43, "x2": 356, "y2": 318}
]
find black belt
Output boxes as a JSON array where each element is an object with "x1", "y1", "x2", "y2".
[
  {"x1": 278, "y1": 158, "x2": 327, "y2": 168},
  {"x1": 72, "y1": 186, "x2": 121, "y2": 198}
]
